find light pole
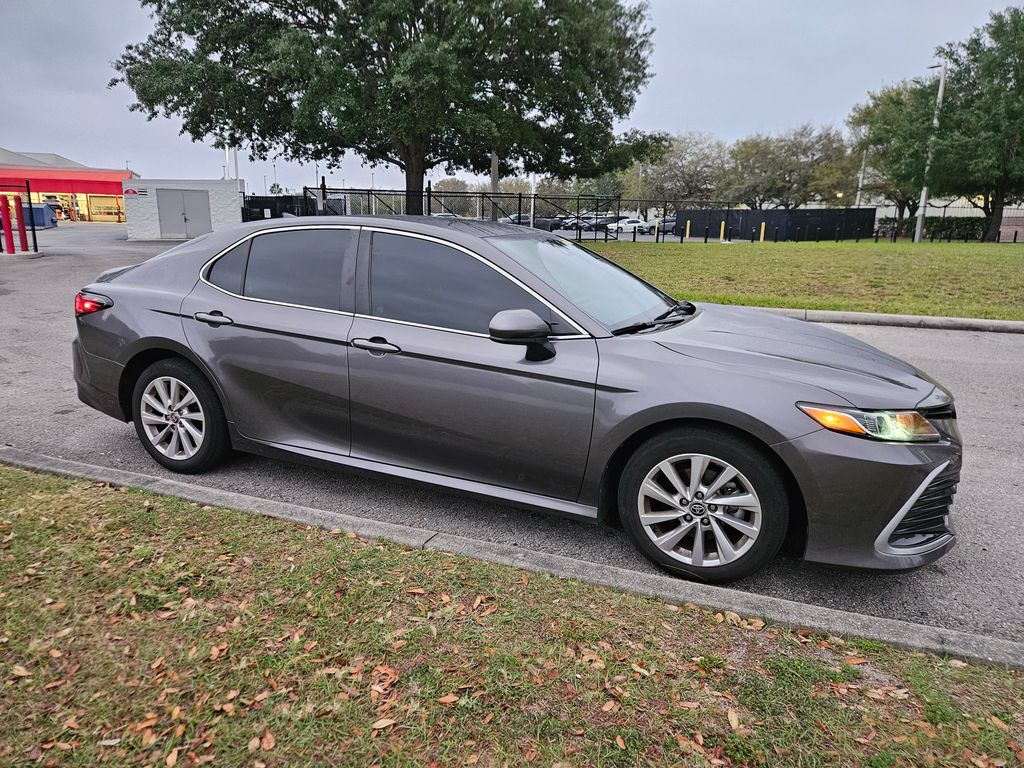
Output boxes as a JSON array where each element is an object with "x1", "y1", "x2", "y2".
[
  {"x1": 914, "y1": 62, "x2": 948, "y2": 243},
  {"x1": 854, "y1": 147, "x2": 868, "y2": 208}
]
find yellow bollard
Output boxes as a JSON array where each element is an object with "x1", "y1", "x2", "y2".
[
  {"x1": 759, "y1": 221, "x2": 766, "y2": 243},
  {"x1": 719, "y1": 220, "x2": 725, "y2": 242},
  {"x1": 685, "y1": 219, "x2": 691, "y2": 240}
]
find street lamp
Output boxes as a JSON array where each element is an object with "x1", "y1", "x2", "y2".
[{"x1": 914, "y1": 62, "x2": 948, "y2": 243}]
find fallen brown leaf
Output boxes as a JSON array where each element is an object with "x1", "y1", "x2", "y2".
[
  {"x1": 261, "y1": 727, "x2": 276, "y2": 751},
  {"x1": 728, "y1": 709, "x2": 740, "y2": 731}
]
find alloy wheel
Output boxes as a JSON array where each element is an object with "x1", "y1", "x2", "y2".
[
  {"x1": 140, "y1": 376, "x2": 206, "y2": 460},
  {"x1": 636, "y1": 453, "x2": 762, "y2": 567}
]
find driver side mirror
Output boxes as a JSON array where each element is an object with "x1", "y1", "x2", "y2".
[{"x1": 489, "y1": 309, "x2": 555, "y2": 360}]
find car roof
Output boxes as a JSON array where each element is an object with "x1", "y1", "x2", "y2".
[
  {"x1": 188, "y1": 215, "x2": 554, "y2": 257},
  {"x1": 245, "y1": 214, "x2": 536, "y2": 237}
]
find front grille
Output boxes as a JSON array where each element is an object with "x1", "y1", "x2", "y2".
[
  {"x1": 919, "y1": 403, "x2": 957, "y2": 421},
  {"x1": 888, "y1": 467, "x2": 959, "y2": 549}
]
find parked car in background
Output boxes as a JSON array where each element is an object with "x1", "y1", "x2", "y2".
[
  {"x1": 607, "y1": 218, "x2": 652, "y2": 235},
  {"x1": 587, "y1": 216, "x2": 628, "y2": 232},
  {"x1": 652, "y1": 217, "x2": 677, "y2": 236},
  {"x1": 500, "y1": 214, "x2": 564, "y2": 231},
  {"x1": 73, "y1": 216, "x2": 962, "y2": 584}
]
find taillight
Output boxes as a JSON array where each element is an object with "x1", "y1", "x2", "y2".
[{"x1": 75, "y1": 292, "x2": 112, "y2": 317}]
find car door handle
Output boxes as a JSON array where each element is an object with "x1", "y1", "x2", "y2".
[
  {"x1": 351, "y1": 337, "x2": 401, "y2": 355},
  {"x1": 194, "y1": 311, "x2": 233, "y2": 326}
]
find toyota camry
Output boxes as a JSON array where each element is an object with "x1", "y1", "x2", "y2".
[{"x1": 72, "y1": 216, "x2": 961, "y2": 583}]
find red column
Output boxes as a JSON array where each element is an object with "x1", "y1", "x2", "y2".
[
  {"x1": 0, "y1": 196, "x2": 15, "y2": 254},
  {"x1": 14, "y1": 195, "x2": 29, "y2": 252}
]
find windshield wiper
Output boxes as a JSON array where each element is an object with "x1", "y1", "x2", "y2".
[
  {"x1": 612, "y1": 301, "x2": 696, "y2": 336},
  {"x1": 654, "y1": 301, "x2": 696, "y2": 321}
]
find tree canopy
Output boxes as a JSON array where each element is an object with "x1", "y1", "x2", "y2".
[
  {"x1": 932, "y1": 5, "x2": 1024, "y2": 240},
  {"x1": 113, "y1": 0, "x2": 665, "y2": 213},
  {"x1": 719, "y1": 125, "x2": 850, "y2": 209},
  {"x1": 850, "y1": 6, "x2": 1024, "y2": 240},
  {"x1": 617, "y1": 132, "x2": 727, "y2": 201},
  {"x1": 848, "y1": 80, "x2": 936, "y2": 225}
]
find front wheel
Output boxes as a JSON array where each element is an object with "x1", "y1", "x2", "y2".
[
  {"x1": 619, "y1": 427, "x2": 789, "y2": 583},
  {"x1": 131, "y1": 358, "x2": 232, "y2": 474}
]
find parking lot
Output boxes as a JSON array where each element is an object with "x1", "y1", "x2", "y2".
[{"x1": 2, "y1": 222, "x2": 1022, "y2": 642}]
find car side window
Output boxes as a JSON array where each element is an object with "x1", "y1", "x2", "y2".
[
  {"x1": 369, "y1": 232, "x2": 571, "y2": 335},
  {"x1": 207, "y1": 241, "x2": 249, "y2": 295},
  {"x1": 242, "y1": 229, "x2": 350, "y2": 311}
]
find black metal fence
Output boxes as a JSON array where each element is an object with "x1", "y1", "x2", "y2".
[
  {"x1": 241, "y1": 194, "x2": 311, "y2": 221},
  {"x1": 676, "y1": 207, "x2": 876, "y2": 243},
  {"x1": 235, "y1": 185, "x2": 1024, "y2": 244},
  {"x1": 300, "y1": 185, "x2": 627, "y2": 241}
]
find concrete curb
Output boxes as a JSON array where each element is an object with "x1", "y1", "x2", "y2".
[
  {"x1": 3, "y1": 446, "x2": 1022, "y2": 670},
  {"x1": 747, "y1": 305, "x2": 1024, "y2": 334}
]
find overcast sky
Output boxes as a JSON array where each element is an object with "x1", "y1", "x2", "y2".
[{"x1": 1, "y1": 1, "x2": 1006, "y2": 193}]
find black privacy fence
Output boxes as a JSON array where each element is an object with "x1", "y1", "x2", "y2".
[{"x1": 235, "y1": 187, "x2": 1024, "y2": 244}]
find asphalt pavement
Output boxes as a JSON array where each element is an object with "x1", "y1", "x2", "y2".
[{"x1": 2, "y1": 223, "x2": 1021, "y2": 642}]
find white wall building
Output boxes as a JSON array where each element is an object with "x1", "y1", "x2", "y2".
[{"x1": 122, "y1": 179, "x2": 243, "y2": 240}]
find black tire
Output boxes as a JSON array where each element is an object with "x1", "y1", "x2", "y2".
[
  {"x1": 131, "y1": 358, "x2": 231, "y2": 474},
  {"x1": 618, "y1": 426, "x2": 789, "y2": 583}
]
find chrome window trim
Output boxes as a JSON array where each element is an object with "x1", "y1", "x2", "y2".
[
  {"x1": 351, "y1": 312, "x2": 590, "y2": 341},
  {"x1": 361, "y1": 226, "x2": 592, "y2": 339},
  {"x1": 874, "y1": 460, "x2": 953, "y2": 557},
  {"x1": 198, "y1": 224, "x2": 358, "y2": 317}
]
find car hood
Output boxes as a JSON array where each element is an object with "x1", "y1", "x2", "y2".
[{"x1": 653, "y1": 304, "x2": 947, "y2": 410}]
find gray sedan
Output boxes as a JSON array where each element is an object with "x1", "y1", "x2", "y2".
[{"x1": 72, "y1": 217, "x2": 961, "y2": 582}]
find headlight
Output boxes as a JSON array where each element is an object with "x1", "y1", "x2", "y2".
[{"x1": 797, "y1": 403, "x2": 940, "y2": 442}]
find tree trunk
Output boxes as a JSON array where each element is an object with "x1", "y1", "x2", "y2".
[
  {"x1": 983, "y1": 189, "x2": 1005, "y2": 242},
  {"x1": 895, "y1": 201, "x2": 906, "y2": 237},
  {"x1": 403, "y1": 150, "x2": 426, "y2": 216}
]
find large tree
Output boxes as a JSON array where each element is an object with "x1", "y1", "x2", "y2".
[
  {"x1": 720, "y1": 125, "x2": 849, "y2": 209},
  {"x1": 618, "y1": 131, "x2": 727, "y2": 201},
  {"x1": 112, "y1": 0, "x2": 665, "y2": 214},
  {"x1": 848, "y1": 81, "x2": 935, "y2": 230},
  {"x1": 932, "y1": 6, "x2": 1024, "y2": 241}
]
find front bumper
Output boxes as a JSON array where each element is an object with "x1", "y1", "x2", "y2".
[{"x1": 774, "y1": 427, "x2": 961, "y2": 570}]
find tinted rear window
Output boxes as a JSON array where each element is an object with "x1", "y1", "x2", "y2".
[
  {"x1": 206, "y1": 241, "x2": 249, "y2": 294},
  {"x1": 243, "y1": 230, "x2": 350, "y2": 310}
]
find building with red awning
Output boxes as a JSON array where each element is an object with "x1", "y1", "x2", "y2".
[{"x1": 0, "y1": 148, "x2": 138, "y2": 222}]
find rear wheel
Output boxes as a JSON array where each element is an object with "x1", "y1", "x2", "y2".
[
  {"x1": 131, "y1": 358, "x2": 231, "y2": 473},
  {"x1": 619, "y1": 427, "x2": 789, "y2": 583}
]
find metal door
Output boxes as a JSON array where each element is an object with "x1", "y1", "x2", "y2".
[
  {"x1": 183, "y1": 190, "x2": 212, "y2": 237},
  {"x1": 156, "y1": 189, "x2": 186, "y2": 238}
]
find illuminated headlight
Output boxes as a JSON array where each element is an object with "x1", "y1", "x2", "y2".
[{"x1": 798, "y1": 403, "x2": 941, "y2": 442}]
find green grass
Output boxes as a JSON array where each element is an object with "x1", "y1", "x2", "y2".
[
  {"x1": 2, "y1": 465, "x2": 1023, "y2": 767},
  {"x1": 586, "y1": 241, "x2": 1024, "y2": 320}
]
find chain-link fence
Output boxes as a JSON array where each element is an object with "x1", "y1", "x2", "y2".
[{"x1": 261, "y1": 186, "x2": 1024, "y2": 244}]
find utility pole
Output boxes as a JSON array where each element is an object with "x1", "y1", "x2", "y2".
[
  {"x1": 914, "y1": 62, "x2": 947, "y2": 243},
  {"x1": 854, "y1": 148, "x2": 868, "y2": 208},
  {"x1": 529, "y1": 173, "x2": 537, "y2": 228},
  {"x1": 489, "y1": 151, "x2": 499, "y2": 221}
]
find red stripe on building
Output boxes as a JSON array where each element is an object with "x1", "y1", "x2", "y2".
[{"x1": 0, "y1": 167, "x2": 134, "y2": 195}]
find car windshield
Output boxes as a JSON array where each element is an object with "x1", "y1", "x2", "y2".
[{"x1": 488, "y1": 236, "x2": 677, "y2": 331}]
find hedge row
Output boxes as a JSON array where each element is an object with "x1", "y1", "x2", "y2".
[{"x1": 877, "y1": 215, "x2": 987, "y2": 240}]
